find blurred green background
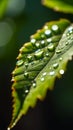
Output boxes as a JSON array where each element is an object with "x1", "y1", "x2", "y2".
[{"x1": 0, "y1": 0, "x2": 73, "y2": 130}]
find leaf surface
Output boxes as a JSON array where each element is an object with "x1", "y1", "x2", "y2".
[
  {"x1": 42, "y1": 0, "x2": 73, "y2": 14},
  {"x1": 8, "y1": 19, "x2": 73, "y2": 129}
]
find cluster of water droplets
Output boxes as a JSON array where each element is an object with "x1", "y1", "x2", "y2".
[
  {"x1": 14, "y1": 23, "x2": 70, "y2": 96},
  {"x1": 66, "y1": 26, "x2": 73, "y2": 36},
  {"x1": 39, "y1": 56, "x2": 65, "y2": 82},
  {"x1": 56, "y1": 25, "x2": 73, "y2": 54},
  {"x1": 29, "y1": 24, "x2": 61, "y2": 63}
]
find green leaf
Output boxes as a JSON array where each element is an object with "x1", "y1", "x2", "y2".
[
  {"x1": 42, "y1": 0, "x2": 73, "y2": 14},
  {"x1": 8, "y1": 19, "x2": 73, "y2": 129},
  {"x1": 0, "y1": 0, "x2": 9, "y2": 19}
]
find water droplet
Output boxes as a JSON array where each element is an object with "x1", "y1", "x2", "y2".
[
  {"x1": 50, "y1": 67, "x2": 52, "y2": 70},
  {"x1": 24, "y1": 72, "x2": 29, "y2": 77},
  {"x1": 31, "y1": 38, "x2": 36, "y2": 44},
  {"x1": 32, "y1": 82, "x2": 36, "y2": 88},
  {"x1": 59, "y1": 57, "x2": 62, "y2": 61},
  {"x1": 27, "y1": 55, "x2": 32, "y2": 62},
  {"x1": 43, "y1": 72, "x2": 47, "y2": 76},
  {"x1": 66, "y1": 26, "x2": 73, "y2": 36},
  {"x1": 44, "y1": 25, "x2": 48, "y2": 29},
  {"x1": 16, "y1": 60, "x2": 24, "y2": 66},
  {"x1": 66, "y1": 33, "x2": 70, "y2": 36},
  {"x1": 35, "y1": 42, "x2": 40, "y2": 48},
  {"x1": 47, "y1": 38, "x2": 52, "y2": 43},
  {"x1": 25, "y1": 62, "x2": 28, "y2": 67},
  {"x1": 68, "y1": 26, "x2": 73, "y2": 34},
  {"x1": 59, "y1": 69, "x2": 64, "y2": 75},
  {"x1": 45, "y1": 53, "x2": 49, "y2": 57},
  {"x1": 47, "y1": 44, "x2": 55, "y2": 52},
  {"x1": 52, "y1": 25, "x2": 59, "y2": 33},
  {"x1": 25, "y1": 89, "x2": 29, "y2": 94},
  {"x1": 41, "y1": 77, "x2": 45, "y2": 81},
  {"x1": 41, "y1": 34, "x2": 45, "y2": 39},
  {"x1": 45, "y1": 29, "x2": 52, "y2": 37},
  {"x1": 34, "y1": 50, "x2": 44, "y2": 59},
  {"x1": 65, "y1": 41, "x2": 68, "y2": 45},
  {"x1": 49, "y1": 71, "x2": 55, "y2": 76},
  {"x1": 56, "y1": 49, "x2": 61, "y2": 54},
  {"x1": 41, "y1": 40, "x2": 45, "y2": 46},
  {"x1": 53, "y1": 63, "x2": 59, "y2": 69}
]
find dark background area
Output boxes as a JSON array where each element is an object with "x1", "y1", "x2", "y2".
[{"x1": 0, "y1": 0, "x2": 73, "y2": 130}]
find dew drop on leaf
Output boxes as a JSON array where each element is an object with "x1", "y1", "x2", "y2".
[
  {"x1": 45, "y1": 53, "x2": 49, "y2": 57},
  {"x1": 16, "y1": 60, "x2": 24, "y2": 66},
  {"x1": 41, "y1": 40, "x2": 45, "y2": 46},
  {"x1": 31, "y1": 38, "x2": 36, "y2": 44},
  {"x1": 49, "y1": 71, "x2": 55, "y2": 76},
  {"x1": 47, "y1": 44, "x2": 55, "y2": 51},
  {"x1": 27, "y1": 55, "x2": 32, "y2": 62},
  {"x1": 59, "y1": 69, "x2": 64, "y2": 75},
  {"x1": 66, "y1": 26, "x2": 73, "y2": 36},
  {"x1": 59, "y1": 57, "x2": 63, "y2": 61},
  {"x1": 53, "y1": 63, "x2": 59, "y2": 69},
  {"x1": 41, "y1": 34, "x2": 45, "y2": 39},
  {"x1": 25, "y1": 89, "x2": 29, "y2": 94},
  {"x1": 68, "y1": 26, "x2": 73, "y2": 34},
  {"x1": 56, "y1": 49, "x2": 62, "y2": 54},
  {"x1": 35, "y1": 42, "x2": 40, "y2": 48},
  {"x1": 43, "y1": 72, "x2": 47, "y2": 76},
  {"x1": 41, "y1": 77, "x2": 45, "y2": 81},
  {"x1": 47, "y1": 38, "x2": 52, "y2": 43},
  {"x1": 34, "y1": 50, "x2": 44, "y2": 60},
  {"x1": 66, "y1": 33, "x2": 70, "y2": 36},
  {"x1": 45, "y1": 29, "x2": 52, "y2": 37},
  {"x1": 52, "y1": 25, "x2": 59, "y2": 33},
  {"x1": 32, "y1": 82, "x2": 36, "y2": 88},
  {"x1": 65, "y1": 41, "x2": 68, "y2": 45},
  {"x1": 24, "y1": 72, "x2": 29, "y2": 78}
]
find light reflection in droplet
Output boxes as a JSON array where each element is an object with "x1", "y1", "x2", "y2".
[
  {"x1": 31, "y1": 38, "x2": 36, "y2": 44},
  {"x1": 45, "y1": 30, "x2": 52, "y2": 36},
  {"x1": 59, "y1": 69, "x2": 64, "y2": 75},
  {"x1": 43, "y1": 72, "x2": 47, "y2": 76},
  {"x1": 52, "y1": 25, "x2": 59, "y2": 31},
  {"x1": 47, "y1": 38, "x2": 52, "y2": 43},
  {"x1": 49, "y1": 71, "x2": 55, "y2": 76},
  {"x1": 25, "y1": 89, "x2": 29, "y2": 94},
  {"x1": 53, "y1": 63, "x2": 59, "y2": 69},
  {"x1": 41, "y1": 77, "x2": 45, "y2": 81},
  {"x1": 32, "y1": 82, "x2": 36, "y2": 88}
]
